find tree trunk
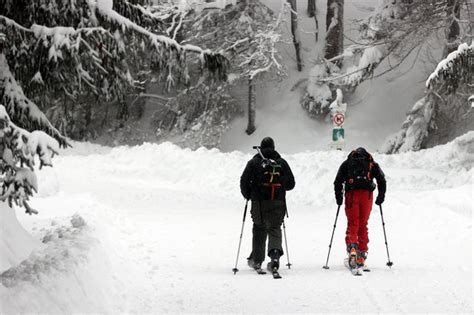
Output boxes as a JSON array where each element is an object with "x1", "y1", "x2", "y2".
[
  {"x1": 443, "y1": 0, "x2": 461, "y2": 57},
  {"x1": 288, "y1": 0, "x2": 303, "y2": 71},
  {"x1": 325, "y1": 0, "x2": 344, "y2": 67},
  {"x1": 307, "y1": 0, "x2": 318, "y2": 42},
  {"x1": 246, "y1": 77, "x2": 256, "y2": 135}
]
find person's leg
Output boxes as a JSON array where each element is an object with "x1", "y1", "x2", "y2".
[
  {"x1": 264, "y1": 200, "x2": 285, "y2": 270},
  {"x1": 266, "y1": 201, "x2": 285, "y2": 256},
  {"x1": 358, "y1": 190, "x2": 373, "y2": 253},
  {"x1": 248, "y1": 201, "x2": 267, "y2": 266},
  {"x1": 345, "y1": 190, "x2": 360, "y2": 251}
]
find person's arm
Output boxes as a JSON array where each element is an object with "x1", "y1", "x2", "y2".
[
  {"x1": 373, "y1": 163, "x2": 386, "y2": 205},
  {"x1": 281, "y1": 159, "x2": 295, "y2": 191},
  {"x1": 240, "y1": 161, "x2": 253, "y2": 200},
  {"x1": 334, "y1": 161, "x2": 347, "y2": 205}
]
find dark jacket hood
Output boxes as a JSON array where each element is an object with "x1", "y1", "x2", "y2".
[{"x1": 348, "y1": 147, "x2": 372, "y2": 160}]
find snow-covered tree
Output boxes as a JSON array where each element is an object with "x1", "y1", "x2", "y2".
[
  {"x1": 166, "y1": 0, "x2": 285, "y2": 139},
  {"x1": 383, "y1": 41, "x2": 473, "y2": 153},
  {"x1": 0, "y1": 0, "x2": 226, "y2": 140},
  {"x1": 0, "y1": 101, "x2": 61, "y2": 270},
  {"x1": 0, "y1": 0, "x2": 228, "y2": 271},
  {"x1": 0, "y1": 105, "x2": 59, "y2": 214},
  {"x1": 302, "y1": 0, "x2": 473, "y2": 119}
]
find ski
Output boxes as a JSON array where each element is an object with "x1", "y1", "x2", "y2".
[
  {"x1": 344, "y1": 258, "x2": 362, "y2": 276},
  {"x1": 248, "y1": 260, "x2": 266, "y2": 275},
  {"x1": 271, "y1": 268, "x2": 282, "y2": 279},
  {"x1": 266, "y1": 262, "x2": 282, "y2": 279},
  {"x1": 255, "y1": 268, "x2": 267, "y2": 275}
]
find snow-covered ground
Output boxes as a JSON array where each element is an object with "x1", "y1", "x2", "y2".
[{"x1": 1, "y1": 133, "x2": 472, "y2": 313}]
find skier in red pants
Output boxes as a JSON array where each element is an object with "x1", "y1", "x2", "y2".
[{"x1": 334, "y1": 147, "x2": 386, "y2": 268}]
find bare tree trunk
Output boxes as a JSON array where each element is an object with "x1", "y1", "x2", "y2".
[
  {"x1": 325, "y1": 0, "x2": 344, "y2": 67},
  {"x1": 288, "y1": 0, "x2": 303, "y2": 71},
  {"x1": 307, "y1": 0, "x2": 318, "y2": 42},
  {"x1": 443, "y1": 0, "x2": 461, "y2": 57},
  {"x1": 246, "y1": 77, "x2": 256, "y2": 135}
]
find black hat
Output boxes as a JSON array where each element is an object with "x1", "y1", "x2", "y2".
[
  {"x1": 261, "y1": 137, "x2": 275, "y2": 149},
  {"x1": 355, "y1": 147, "x2": 368, "y2": 155}
]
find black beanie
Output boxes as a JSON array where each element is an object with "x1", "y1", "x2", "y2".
[{"x1": 261, "y1": 137, "x2": 275, "y2": 149}]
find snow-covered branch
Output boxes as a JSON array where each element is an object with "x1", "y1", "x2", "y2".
[
  {"x1": 0, "y1": 104, "x2": 59, "y2": 213},
  {"x1": 94, "y1": 0, "x2": 221, "y2": 58},
  {"x1": 426, "y1": 42, "x2": 473, "y2": 90},
  {"x1": 0, "y1": 54, "x2": 67, "y2": 146}
]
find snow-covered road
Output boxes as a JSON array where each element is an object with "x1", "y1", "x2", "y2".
[{"x1": 1, "y1": 134, "x2": 473, "y2": 313}]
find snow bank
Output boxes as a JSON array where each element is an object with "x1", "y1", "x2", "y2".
[
  {"x1": 58, "y1": 131, "x2": 474, "y2": 207},
  {"x1": 0, "y1": 202, "x2": 43, "y2": 271},
  {"x1": 0, "y1": 213, "x2": 123, "y2": 314}
]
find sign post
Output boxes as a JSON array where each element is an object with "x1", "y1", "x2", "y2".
[{"x1": 329, "y1": 89, "x2": 346, "y2": 150}]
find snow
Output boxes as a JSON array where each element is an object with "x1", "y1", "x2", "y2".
[
  {"x1": 0, "y1": 202, "x2": 43, "y2": 271},
  {"x1": 0, "y1": 56, "x2": 62, "y2": 139},
  {"x1": 95, "y1": 0, "x2": 210, "y2": 55},
  {"x1": 307, "y1": 64, "x2": 333, "y2": 109},
  {"x1": 30, "y1": 71, "x2": 44, "y2": 85},
  {"x1": 342, "y1": 46, "x2": 384, "y2": 86},
  {"x1": 426, "y1": 42, "x2": 473, "y2": 88},
  {"x1": 1, "y1": 132, "x2": 472, "y2": 313}
]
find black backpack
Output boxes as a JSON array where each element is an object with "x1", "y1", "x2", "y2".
[
  {"x1": 256, "y1": 156, "x2": 284, "y2": 201},
  {"x1": 253, "y1": 146, "x2": 284, "y2": 200},
  {"x1": 346, "y1": 151, "x2": 375, "y2": 191}
]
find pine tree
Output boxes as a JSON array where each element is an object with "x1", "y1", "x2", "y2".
[{"x1": 0, "y1": 0, "x2": 226, "y2": 141}]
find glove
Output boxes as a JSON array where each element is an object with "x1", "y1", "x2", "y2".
[
  {"x1": 336, "y1": 194, "x2": 343, "y2": 206},
  {"x1": 375, "y1": 195, "x2": 384, "y2": 205}
]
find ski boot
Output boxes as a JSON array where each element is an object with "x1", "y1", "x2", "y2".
[
  {"x1": 356, "y1": 251, "x2": 367, "y2": 267},
  {"x1": 267, "y1": 249, "x2": 281, "y2": 271},
  {"x1": 267, "y1": 249, "x2": 282, "y2": 279},
  {"x1": 347, "y1": 243, "x2": 358, "y2": 269},
  {"x1": 357, "y1": 251, "x2": 370, "y2": 272},
  {"x1": 247, "y1": 258, "x2": 261, "y2": 270},
  {"x1": 247, "y1": 258, "x2": 266, "y2": 274}
]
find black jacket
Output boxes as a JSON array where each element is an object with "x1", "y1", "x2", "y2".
[
  {"x1": 334, "y1": 151, "x2": 386, "y2": 201},
  {"x1": 240, "y1": 148, "x2": 295, "y2": 202}
]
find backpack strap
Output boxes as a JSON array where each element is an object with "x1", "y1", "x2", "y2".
[{"x1": 367, "y1": 153, "x2": 374, "y2": 180}]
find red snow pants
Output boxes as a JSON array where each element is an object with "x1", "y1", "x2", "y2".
[{"x1": 344, "y1": 189, "x2": 373, "y2": 252}]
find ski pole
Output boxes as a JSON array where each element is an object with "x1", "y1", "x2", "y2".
[
  {"x1": 232, "y1": 200, "x2": 249, "y2": 274},
  {"x1": 282, "y1": 217, "x2": 292, "y2": 269},
  {"x1": 323, "y1": 205, "x2": 341, "y2": 269},
  {"x1": 379, "y1": 205, "x2": 394, "y2": 267}
]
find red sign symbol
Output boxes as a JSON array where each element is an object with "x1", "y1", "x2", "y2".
[{"x1": 333, "y1": 113, "x2": 345, "y2": 126}]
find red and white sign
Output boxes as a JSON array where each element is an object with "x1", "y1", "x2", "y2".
[{"x1": 333, "y1": 113, "x2": 345, "y2": 126}]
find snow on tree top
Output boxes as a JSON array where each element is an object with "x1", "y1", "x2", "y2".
[{"x1": 426, "y1": 42, "x2": 473, "y2": 88}]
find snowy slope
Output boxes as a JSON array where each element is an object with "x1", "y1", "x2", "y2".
[
  {"x1": 221, "y1": 0, "x2": 433, "y2": 153},
  {"x1": 1, "y1": 133, "x2": 472, "y2": 313}
]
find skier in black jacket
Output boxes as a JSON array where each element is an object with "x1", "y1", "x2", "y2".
[{"x1": 240, "y1": 137, "x2": 295, "y2": 272}]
